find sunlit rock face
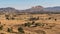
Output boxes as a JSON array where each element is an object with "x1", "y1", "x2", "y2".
[
  {"x1": 31, "y1": 6, "x2": 44, "y2": 11},
  {"x1": 31, "y1": 6, "x2": 43, "y2": 9}
]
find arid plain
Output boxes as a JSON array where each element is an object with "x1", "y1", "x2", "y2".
[{"x1": 0, "y1": 13, "x2": 60, "y2": 34}]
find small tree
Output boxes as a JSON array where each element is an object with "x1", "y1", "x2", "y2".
[{"x1": 18, "y1": 27, "x2": 24, "y2": 33}]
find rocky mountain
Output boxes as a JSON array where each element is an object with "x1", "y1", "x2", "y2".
[
  {"x1": 22, "y1": 6, "x2": 60, "y2": 14},
  {"x1": 21, "y1": 6, "x2": 44, "y2": 14},
  {"x1": 0, "y1": 7, "x2": 20, "y2": 14},
  {"x1": 0, "y1": 6, "x2": 60, "y2": 14},
  {"x1": 44, "y1": 6, "x2": 60, "y2": 12}
]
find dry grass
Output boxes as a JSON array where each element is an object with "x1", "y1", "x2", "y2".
[{"x1": 0, "y1": 14, "x2": 60, "y2": 34}]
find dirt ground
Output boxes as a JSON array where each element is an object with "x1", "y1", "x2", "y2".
[{"x1": 0, "y1": 14, "x2": 60, "y2": 34}]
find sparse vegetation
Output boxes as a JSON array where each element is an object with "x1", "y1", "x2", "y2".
[
  {"x1": 0, "y1": 33, "x2": 5, "y2": 34},
  {"x1": 6, "y1": 17, "x2": 9, "y2": 20},
  {"x1": 11, "y1": 17, "x2": 15, "y2": 20},
  {"x1": 5, "y1": 15, "x2": 9, "y2": 18},
  {"x1": 0, "y1": 25, "x2": 3, "y2": 30},
  {"x1": 55, "y1": 19, "x2": 57, "y2": 21},
  {"x1": 7, "y1": 28, "x2": 13, "y2": 32},
  {"x1": 48, "y1": 17, "x2": 51, "y2": 20},
  {"x1": 18, "y1": 27, "x2": 24, "y2": 33},
  {"x1": 31, "y1": 21, "x2": 35, "y2": 24},
  {"x1": 0, "y1": 5, "x2": 59, "y2": 34},
  {"x1": 29, "y1": 17, "x2": 39, "y2": 21},
  {"x1": 35, "y1": 23, "x2": 44, "y2": 27},
  {"x1": 24, "y1": 22, "x2": 32, "y2": 27},
  {"x1": 35, "y1": 30, "x2": 46, "y2": 34},
  {"x1": 0, "y1": 13, "x2": 59, "y2": 34},
  {"x1": 0, "y1": 22, "x2": 3, "y2": 30}
]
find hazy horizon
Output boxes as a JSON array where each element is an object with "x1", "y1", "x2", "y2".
[{"x1": 0, "y1": 0, "x2": 60, "y2": 10}]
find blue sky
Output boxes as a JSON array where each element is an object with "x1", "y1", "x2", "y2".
[{"x1": 0, "y1": 0, "x2": 60, "y2": 10}]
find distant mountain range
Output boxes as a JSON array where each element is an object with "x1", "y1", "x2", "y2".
[
  {"x1": 0, "y1": 6, "x2": 60, "y2": 14},
  {"x1": 44, "y1": 6, "x2": 60, "y2": 12}
]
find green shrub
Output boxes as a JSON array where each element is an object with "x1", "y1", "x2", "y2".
[
  {"x1": 5, "y1": 15, "x2": 9, "y2": 17},
  {"x1": 6, "y1": 17, "x2": 9, "y2": 20},
  {"x1": 35, "y1": 23, "x2": 44, "y2": 27},
  {"x1": 7, "y1": 28, "x2": 13, "y2": 32},
  {"x1": 18, "y1": 27, "x2": 24, "y2": 33},
  {"x1": 24, "y1": 22, "x2": 32, "y2": 27},
  {"x1": 0, "y1": 25, "x2": 3, "y2": 30},
  {"x1": 11, "y1": 17, "x2": 15, "y2": 20},
  {"x1": 5, "y1": 15, "x2": 10, "y2": 20},
  {"x1": 29, "y1": 17, "x2": 39, "y2": 21},
  {"x1": 48, "y1": 17, "x2": 51, "y2": 20},
  {"x1": 55, "y1": 19, "x2": 57, "y2": 21},
  {"x1": 32, "y1": 21, "x2": 35, "y2": 24}
]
